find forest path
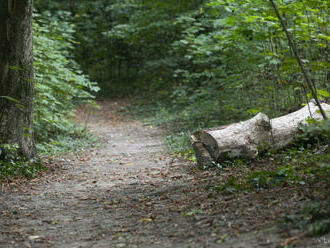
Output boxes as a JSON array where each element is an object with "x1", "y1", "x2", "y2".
[{"x1": 0, "y1": 100, "x2": 313, "y2": 248}]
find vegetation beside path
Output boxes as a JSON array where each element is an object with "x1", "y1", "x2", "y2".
[{"x1": 126, "y1": 96, "x2": 330, "y2": 242}]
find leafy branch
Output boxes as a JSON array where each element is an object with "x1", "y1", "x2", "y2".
[{"x1": 268, "y1": 0, "x2": 328, "y2": 120}]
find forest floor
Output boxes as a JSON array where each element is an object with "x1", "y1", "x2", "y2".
[{"x1": 0, "y1": 100, "x2": 329, "y2": 248}]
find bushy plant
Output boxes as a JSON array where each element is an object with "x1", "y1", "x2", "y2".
[
  {"x1": 33, "y1": 11, "x2": 99, "y2": 144},
  {"x1": 0, "y1": 144, "x2": 44, "y2": 179}
]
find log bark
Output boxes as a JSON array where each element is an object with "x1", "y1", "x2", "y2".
[
  {"x1": 191, "y1": 101, "x2": 330, "y2": 166},
  {"x1": 0, "y1": 0, "x2": 35, "y2": 158},
  {"x1": 270, "y1": 101, "x2": 330, "y2": 149},
  {"x1": 192, "y1": 113, "x2": 271, "y2": 165}
]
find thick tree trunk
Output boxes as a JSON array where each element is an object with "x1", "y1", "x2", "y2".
[
  {"x1": 0, "y1": 0, "x2": 35, "y2": 158},
  {"x1": 191, "y1": 102, "x2": 330, "y2": 166}
]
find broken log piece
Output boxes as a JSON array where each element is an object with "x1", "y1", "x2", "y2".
[
  {"x1": 191, "y1": 113, "x2": 271, "y2": 165},
  {"x1": 191, "y1": 101, "x2": 330, "y2": 166},
  {"x1": 271, "y1": 101, "x2": 330, "y2": 149}
]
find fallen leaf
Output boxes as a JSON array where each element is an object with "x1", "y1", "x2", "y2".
[
  {"x1": 139, "y1": 218, "x2": 153, "y2": 222},
  {"x1": 28, "y1": 235, "x2": 42, "y2": 241}
]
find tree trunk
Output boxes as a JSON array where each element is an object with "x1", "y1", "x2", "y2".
[
  {"x1": 0, "y1": 0, "x2": 35, "y2": 158},
  {"x1": 191, "y1": 102, "x2": 330, "y2": 166}
]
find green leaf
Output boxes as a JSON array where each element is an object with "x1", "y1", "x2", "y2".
[{"x1": 317, "y1": 89, "x2": 330, "y2": 98}]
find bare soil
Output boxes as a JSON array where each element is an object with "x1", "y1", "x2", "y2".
[{"x1": 0, "y1": 100, "x2": 329, "y2": 248}]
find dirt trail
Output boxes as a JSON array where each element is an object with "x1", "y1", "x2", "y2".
[{"x1": 0, "y1": 101, "x2": 327, "y2": 248}]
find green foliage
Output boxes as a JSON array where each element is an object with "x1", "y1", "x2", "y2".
[
  {"x1": 33, "y1": 11, "x2": 99, "y2": 145},
  {"x1": 297, "y1": 120, "x2": 330, "y2": 146},
  {"x1": 36, "y1": 0, "x2": 329, "y2": 116},
  {"x1": 184, "y1": 207, "x2": 201, "y2": 217},
  {"x1": 217, "y1": 177, "x2": 245, "y2": 194},
  {"x1": 172, "y1": 0, "x2": 329, "y2": 121},
  {"x1": 165, "y1": 132, "x2": 192, "y2": 154},
  {"x1": 246, "y1": 166, "x2": 300, "y2": 189},
  {"x1": 212, "y1": 165, "x2": 301, "y2": 195},
  {"x1": 303, "y1": 202, "x2": 330, "y2": 236},
  {"x1": 210, "y1": 139, "x2": 329, "y2": 195},
  {"x1": 35, "y1": 124, "x2": 98, "y2": 156},
  {"x1": 35, "y1": 0, "x2": 329, "y2": 143},
  {"x1": 79, "y1": 0, "x2": 329, "y2": 152},
  {"x1": 281, "y1": 201, "x2": 330, "y2": 237},
  {"x1": 0, "y1": 144, "x2": 45, "y2": 180}
]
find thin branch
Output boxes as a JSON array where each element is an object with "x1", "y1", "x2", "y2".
[{"x1": 268, "y1": 0, "x2": 328, "y2": 120}]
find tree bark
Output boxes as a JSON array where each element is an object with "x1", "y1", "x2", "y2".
[
  {"x1": 270, "y1": 101, "x2": 330, "y2": 149},
  {"x1": 192, "y1": 113, "x2": 271, "y2": 164},
  {"x1": 0, "y1": 0, "x2": 35, "y2": 158}
]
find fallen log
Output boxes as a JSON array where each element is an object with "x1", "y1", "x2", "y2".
[
  {"x1": 191, "y1": 101, "x2": 330, "y2": 166},
  {"x1": 270, "y1": 101, "x2": 330, "y2": 149}
]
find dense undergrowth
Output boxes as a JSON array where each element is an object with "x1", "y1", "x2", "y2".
[
  {"x1": 0, "y1": 12, "x2": 99, "y2": 181},
  {"x1": 0, "y1": 144, "x2": 45, "y2": 180},
  {"x1": 33, "y1": 11, "x2": 99, "y2": 152}
]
